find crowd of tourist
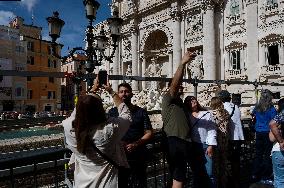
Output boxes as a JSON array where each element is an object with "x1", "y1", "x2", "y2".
[{"x1": 62, "y1": 51, "x2": 284, "y2": 188}]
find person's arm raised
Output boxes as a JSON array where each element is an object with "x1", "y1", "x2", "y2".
[
  {"x1": 103, "y1": 80, "x2": 122, "y2": 107},
  {"x1": 169, "y1": 51, "x2": 196, "y2": 97}
]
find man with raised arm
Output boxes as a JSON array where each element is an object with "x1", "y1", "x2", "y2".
[{"x1": 161, "y1": 51, "x2": 196, "y2": 188}]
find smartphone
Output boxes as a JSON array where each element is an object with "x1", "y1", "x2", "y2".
[{"x1": 98, "y1": 70, "x2": 108, "y2": 86}]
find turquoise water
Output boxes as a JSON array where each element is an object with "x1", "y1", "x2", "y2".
[{"x1": 0, "y1": 127, "x2": 63, "y2": 140}]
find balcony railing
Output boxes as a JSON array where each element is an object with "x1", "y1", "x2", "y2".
[
  {"x1": 225, "y1": 69, "x2": 248, "y2": 80},
  {"x1": 260, "y1": 64, "x2": 284, "y2": 78},
  {"x1": 0, "y1": 119, "x2": 256, "y2": 188}
]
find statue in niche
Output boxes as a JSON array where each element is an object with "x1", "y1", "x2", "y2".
[
  {"x1": 145, "y1": 57, "x2": 162, "y2": 77},
  {"x1": 125, "y1": 64, "x2": 132, "y2": 76},
  {"x1": 187, "y1": 53, "x2": 204, "y2": 79}
]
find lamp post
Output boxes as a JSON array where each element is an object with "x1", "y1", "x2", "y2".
[{"x1": 47, "y1": 0, "x2": 123, "y2": 91}]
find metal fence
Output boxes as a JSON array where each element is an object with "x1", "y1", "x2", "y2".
[{"x1": 0, "y1": 119, "x2": 256, "y2": 188}]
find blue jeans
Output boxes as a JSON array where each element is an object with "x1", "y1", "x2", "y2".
[
  {"x1": 191, "y1": 142, "x2": 215, "y2": 188},
  {"x1": 272, "y1": 151, "x2": 284, "y2": 188}
]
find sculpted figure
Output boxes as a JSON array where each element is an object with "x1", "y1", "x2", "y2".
[{"x1": 145, "y1": 58, "x2": 162, "y2": 77}]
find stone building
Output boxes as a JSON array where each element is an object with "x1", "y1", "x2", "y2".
[
  {"x1": 94, "y1": 0, "x2": 284, "y2": 114},
  {"x1": 7, "y1": 17, "x2": 62, "y2": 113},
  {"x1": 0, "y1": 25, "x2": 27, "y2": 112}
]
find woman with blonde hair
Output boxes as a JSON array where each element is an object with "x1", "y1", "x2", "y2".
[
  {"x1": 63, "y1": 78, "x2": 132, "y2": 188},
  {"x1": 210, "y1": 97, "x2": 231, "y2": 188}
]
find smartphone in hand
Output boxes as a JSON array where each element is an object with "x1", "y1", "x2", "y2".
[{"x1": 98, "y1": 70, "x2": 108, "y2": 87}]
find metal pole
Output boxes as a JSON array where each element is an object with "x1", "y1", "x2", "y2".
[{"x1": 193, "y1": 76, "x2": 198, "y2": 98}]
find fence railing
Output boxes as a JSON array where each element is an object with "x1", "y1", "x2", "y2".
[{"x1": 0, "y1": 119, "x2": 256, "y2": 188}]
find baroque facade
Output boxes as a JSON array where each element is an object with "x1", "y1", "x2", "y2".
[{"x1": 95, "y1": 0, "x2": 284, "y2": 116}]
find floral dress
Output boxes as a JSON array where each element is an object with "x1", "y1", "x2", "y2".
[{"x1": 211, "y1": 109, "x2": 231, "y2": 187}]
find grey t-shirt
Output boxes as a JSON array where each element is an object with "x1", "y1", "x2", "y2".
[{"x1": 161, "y1": 92, "x2": 191, "y2": 141}]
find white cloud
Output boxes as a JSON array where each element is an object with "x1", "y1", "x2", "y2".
[
  {"x1": 21, "y1": 0, "x2": 38, "y2": 12},
  {"x1": 0, "y1": 11, "x2": 16, "y2": 26}
]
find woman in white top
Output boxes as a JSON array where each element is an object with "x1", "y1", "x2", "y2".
[
  {"x1": 184, "y1": 96, "x2": 217, "y2": 188},
  {"x1": 63, "y1": 80, "x2": 131, "y2": 188}
]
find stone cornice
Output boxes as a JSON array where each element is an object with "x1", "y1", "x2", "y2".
[{"x1": 245, "y1": 0, "x2": 258, "y2": 6}]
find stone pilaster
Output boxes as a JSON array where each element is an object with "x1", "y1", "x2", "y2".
[
  {"x1": 171, "y1": 8, "x2": 182, "y2": 72},
  {"x1": 131, "y1": 25, "x2": 139, "y2": 90},
  {"x1": 202, "y1": 1, "x2": 216, "y2": 80},
  {"x1": 246, "y1": 0, "x2": 258, "y2": 81},
  {"x1": 141, "y1": 55, "x2": 146, "y2": 89},
  {"x1": 259, "y1": 44, "x2": 266, "y2": 68},
  {"x1": 168, "y1": 51, "x2": 173, "y2": 77}
]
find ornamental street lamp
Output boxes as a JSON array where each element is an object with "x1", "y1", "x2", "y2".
[{"x1": 47, "y1": 0, "x2": 123, "y2": 91}]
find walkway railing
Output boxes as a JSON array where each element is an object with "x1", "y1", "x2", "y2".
[{"x1": 0, "y1": 120, "x2": 256, "y2": 188}]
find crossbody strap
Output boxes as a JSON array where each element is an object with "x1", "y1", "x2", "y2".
[
  {"x1": 192, "y1": 112, "x2": 209, "y2": 127},
  {"x1": 230, "y1": 104, "x2": 236, "y2": 118}
]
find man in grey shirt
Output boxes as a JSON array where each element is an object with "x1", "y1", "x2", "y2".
[{"x1": 161, "y1": 51, "x2": 196, "y2": 188}]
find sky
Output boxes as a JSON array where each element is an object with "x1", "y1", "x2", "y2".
[{"x1": 0, "y1": 0, "x2": 112, "y2": 55}]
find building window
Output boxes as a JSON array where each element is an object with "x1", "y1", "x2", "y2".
[
  {"x1": 15, "y1": 87, "x2": 24, "y2": 97},
  {"x1": 27, "y1": 41, "x2": 34, "y2": 51},
  {"x1": 48, "y1": 59, "x2": 51, "y2": 67},
  {"x1": 27, "y1": 56, "x2": 34, "y2": 65},
  {"x1": 27, "y1": 76, "x2": 32, "y2": 81},
  {"x1": 267, "y1": 45, "x2": 279, "y2": 65},
  {"x1": 16, "y1": 46, "x2": 25, "y2": 53},
  {"x1": 27, "y1": 90, "x2": 33, "y2": 99},
  {"x1": 230, "y1": 0, "x2": 240, "y2": 15},
  {"x1": 49, "y1": 77, "x2": 54, "y2": 83},
  {"x1": 230, "y1": 50, "x2": 241, "y2": 70},
  {"x1": 48, "y1": 91, "x2": 56, "y2": 99},
  {"x1": 47, "y1": 46, "x2": 51, "y2": 55}
]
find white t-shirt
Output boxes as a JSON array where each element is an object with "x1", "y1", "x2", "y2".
[
  {"x1": 223, "y1": 102, "x2": 245, "y2": 140},
  {"x1": 190, "y1": 111, "x2": 217, "y2": 146}
]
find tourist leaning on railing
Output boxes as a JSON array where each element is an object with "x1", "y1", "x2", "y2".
[{"x1": 63, "y1": 77, "x2": 132, "y2": 188}]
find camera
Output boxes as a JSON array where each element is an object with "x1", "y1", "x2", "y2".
[{"x1": 98, "y1": 70, "x2": 108, "y2": 87}]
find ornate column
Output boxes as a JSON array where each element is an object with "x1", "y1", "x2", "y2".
[
  {"x1": 131, "y1": 25, "x2": 139, "y2": 90},
  {"x1": 246, "y1": 0, "x2": 258, "y2": 81},
  {"x1": 142, "y1": 55, "x2": 146, "y2": 89},
  {"x1": 168, "y1": 51, "x2": 173, "y2": 77},
  {"x1": 171, "y1": 7, "x2": 182, "y2": 71},
  {"x1": 225, "y1": 50, "x2": 230, "y2": 74},
  {"x1": 203, "y1": 1, "x2": 216, "y2": 80}
]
